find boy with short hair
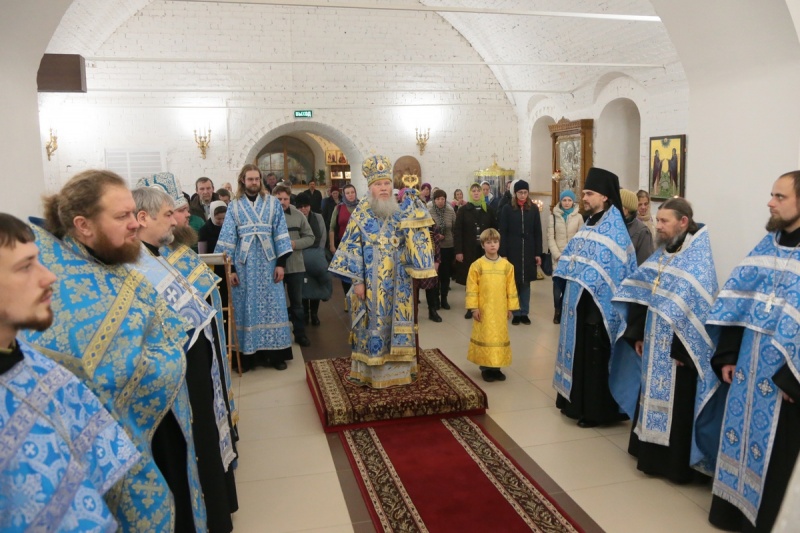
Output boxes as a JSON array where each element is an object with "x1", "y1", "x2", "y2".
[{"x1": 466, "y1": 228, "x2": 519, "y2": 382}]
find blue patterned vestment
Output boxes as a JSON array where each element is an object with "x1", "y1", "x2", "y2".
[
  {"x1": 552, "y1": 206, "x2": 637, "y2": 399},
  {"x1": 701, "y1": 232, "x2": 800, "y2": 524},
  {"x1": 133, "y1": 245, "x2": 236, "y2": 470},
  {"x1": 328, "y1": 189, "x2": 436, "y2": 388},
  {"x1": 0, "y1": 341, "x2": 139, "y2": 532},
  {"x1": 22, "y1": 224, "x2": 207, "y2": 532},
  {"x1": 161, "y1": 243, "x2": 238, "y2": 468},
  {"x1": 214, "y1": 194, "x2": 293, "y2": 354},
  {"x1": 610, "y1": 227, "x2": 722, "y2": 474}
]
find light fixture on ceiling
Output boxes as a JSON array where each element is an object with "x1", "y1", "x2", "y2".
[
  {"x1": 194, "y1": 128, "x2": 211, "y2": 159},
  {"x1": 415, "y1": 127, "x2": 430, "y2": 156},
  {"x1": 45, "y1": 128, "x2": 58, "y2": 161}
]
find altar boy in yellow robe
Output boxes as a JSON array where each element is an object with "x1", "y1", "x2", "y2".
[{"x1": 467, "y1": 228, "x2": 520, "y2": 382}]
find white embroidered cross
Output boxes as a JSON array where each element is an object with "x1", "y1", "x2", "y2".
[
  {"x1": 726, "y1": 428, "x2": 738, "y2": 445},
  {"x1": 658, "y1": 336, "x2": 671, "y2": 351},
  {"x1": 758, "y1": 379, "x2": 774, "y2": 397},
  {"x1": 750, "y1": 444, "x2": 762, "y2": 460}
]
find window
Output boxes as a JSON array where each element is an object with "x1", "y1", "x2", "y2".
[
  {"x1": 256, "y1": 137, "x2": 314, "y2": 185},
  {"x1": 105, "y1": 149, "x2": 166, "y2": 188}
]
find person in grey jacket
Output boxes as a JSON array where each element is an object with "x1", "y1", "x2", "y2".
[
  {"x1": 297, "y1": 193, "x2": 332, "y2": 325},
  {"x1": 620, "y1": 188, "x2": 654, "y2": 266},
  {"x1": 273, "y1": 184, "x2": 314, "y2": 347},
  {"x1": 548, "y1": 190, "x2": 584, "y2": 323}
]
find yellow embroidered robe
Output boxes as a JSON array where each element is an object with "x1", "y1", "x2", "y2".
[{"x1": 466, "y1": 256, "x2": 519, "y2": 367}]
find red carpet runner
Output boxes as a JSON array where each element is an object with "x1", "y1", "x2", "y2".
[{"x1": 341, "y1": 416, "x2": 582, "y2": 533}]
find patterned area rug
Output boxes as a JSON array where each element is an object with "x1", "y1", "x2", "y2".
[
  {"x1": 305, "y1": 348, "x2": 487, "y2": 431},
  {"x1": 342, "y1": 416, "x2": 582, "y2": 533}
]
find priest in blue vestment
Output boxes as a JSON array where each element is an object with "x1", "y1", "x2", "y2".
[
  {"x1": 215, "y1": 164, "x2": 294, "y2": 371},
  {"x1": 132, "y1": 185, "x2": 238, "y2": 533},
  {"x1": 553, "y1": 167, "x2": 637, "y2": 427},
  {"x1": 610, "y1": 197, "x2": 721, "y2": 483},
  {"x1": 701, "y1": 171, "x2": 800, "y2": 532},
  {"x1": 24, "y1": 170, "x2": 207, "y2": 532},
  {"x1": 0, "y1": 213, "x2": 139, "y2": 532}
]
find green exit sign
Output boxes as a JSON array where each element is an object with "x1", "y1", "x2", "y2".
[{"x1": 294, "y1": 110, "x2": 312, "y2": 118}]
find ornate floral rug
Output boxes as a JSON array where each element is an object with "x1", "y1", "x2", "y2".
[
  {"x1": 305, "y1": 348, "x2": 487, "y2": 432},
  {"x1": 342, "y1": 416, "x2": 582, "y2": 533}
]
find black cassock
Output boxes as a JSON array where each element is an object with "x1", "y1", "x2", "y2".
[
  {"x1": 555, "y1": 290, "x2": 627, "y2": 425},
  {"x1": 622, "y1": 303, "x2": 707, "y2": 484}
]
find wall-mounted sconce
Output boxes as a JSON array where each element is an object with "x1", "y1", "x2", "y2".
[
  {"x1": 194, "y1": 128, "x2": 211, "y2": 159},
  {"x1": 45, "y1": 129, "x2": 58, "y2": 161},
  {"x1": 415, "y1": 127, "x2": 430, "y2": 156}
]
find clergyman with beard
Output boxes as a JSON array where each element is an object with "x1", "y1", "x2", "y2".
[
  {"x1": 23, "y1": 169, "x2": 208, "y2": 531},
  {"x1": 215, "y1": 164, "x2": 295, "y2": 372},
  {"x1": 610, "y1": 197, "x2": 720, "y2": 484},
  {"x1": 132, "y1": 186, "x2": 238, "y2": 533},
  {"x1": 328, "y1": 155, "x2": 436, "y2": 389},
  {"x1": 0, "y1": 212, "x2": 139, "y2": 531},
  {"x1": 698, "y1": 170, "x2": 800, "y2": 532}
]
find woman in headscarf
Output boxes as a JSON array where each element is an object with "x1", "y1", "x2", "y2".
[
  {"x1": 453, "y1": 183, "x2": 495, "y2": 318},
  {"x1": 547, "y1": 190, "x2": 584, "y2": 324},
  {"x1": 419, "y1": 182, "x2": 432, "y2": 204},
  {"x1": 498, "y1": 180, "x2": 542, "y2": 325}
]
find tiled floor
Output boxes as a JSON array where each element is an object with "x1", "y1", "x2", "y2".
[{"x1": 228, "y1": 279, "x2": 718, "y2": 532}]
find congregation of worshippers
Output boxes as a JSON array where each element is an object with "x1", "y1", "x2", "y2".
[{"x1": 3, "y1": 157, "x2": 800, "y2": 533}]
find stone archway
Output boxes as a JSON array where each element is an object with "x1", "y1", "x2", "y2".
[{"x1": 237, "y1": 120, "x2": 366, "y2": 189}]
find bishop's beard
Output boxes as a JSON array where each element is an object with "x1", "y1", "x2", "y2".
[
  {"x1": 370, "y1": 196, "x2": 399, "y2": 220},
  {"x1": 170, "y1": 225, "x2": 199, "y2": 249}
]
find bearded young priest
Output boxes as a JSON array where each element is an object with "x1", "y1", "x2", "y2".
[
  {"x1": 610, "y1": 197, "x2": 721, "y2": 484},
  {"x1": 25, "y1": 170, "x2": 207, "y2": 531},
  {"x1": 700, "y1": 170, "x2": 800, "y2": 532},
  {"x1": 0, "y1": 213, "x2": 139, "y2": 531}
]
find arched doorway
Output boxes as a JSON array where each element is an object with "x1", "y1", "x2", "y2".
[{"x1": 594, "y1": 98, "x2": 641, "y2": 191}]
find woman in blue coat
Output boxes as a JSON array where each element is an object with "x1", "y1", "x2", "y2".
[{"x1": 498, "y1": 180, "x2": 543, "y2": 325}]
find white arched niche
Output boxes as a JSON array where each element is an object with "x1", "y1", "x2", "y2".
[
  {"x1": 594, "y1": 98, "x2": 641, "y2": 191},
  {"x1": 530, "y1": 116, "x2": 556, "y2": 193}
]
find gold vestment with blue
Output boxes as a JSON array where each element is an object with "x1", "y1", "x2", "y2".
[
  {"x1": 21, "y1": 225, "x2": 207, "y2": 532},
  {"x1": 329, "y1": 190, "x2": 436, "y2": 388}
]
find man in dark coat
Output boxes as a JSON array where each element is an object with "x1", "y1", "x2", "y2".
[
  {"x1": 498, "y1": 180, "x2": 542, "y2": 325},
  {"x1": 453, "y1": 183, "x2": 494, "y2": 318}
]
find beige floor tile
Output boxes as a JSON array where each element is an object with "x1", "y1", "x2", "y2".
[
  {"x1": 675, "y1": 482, "x2": 714, "y2": 513},
  {"x1": 237, "y1": 380, "x2": 313, "y2": 410},
  {"x1": 231, "y1": 473, "x2": 351, "y2": 533},
  {"x1": 523, "y1": 436, "x2": 645, "y2": 491},
  {"x1": 513, "y1": 355, "x2": 557, "y2": 381},
  {"x1": 237, "y1": 402, "x2": 323, "y2": 441},
  {"x1": 234, "y1": 433, "x2": 335, "y2": 482},
  {"x1": 531, "y1": 378, "x2": 558, "y2": 401},
  {"x1": 594, "y1": 419, "x2": 633, "y2": 436},
  {"x1": 604, "y1": 430, "x2": 632, "y2": 453},
  {"x1": 489, "y1": 406, "x2": 599, "y2": 447},
  {"x1": 568, "y1": 478, "x2": 718, "y2": 533},
  {"x1": 485, "y1": 381, "x2": 555, "y2": 413}
]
